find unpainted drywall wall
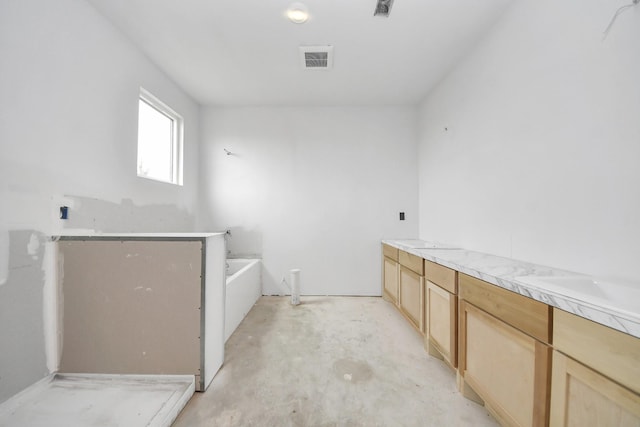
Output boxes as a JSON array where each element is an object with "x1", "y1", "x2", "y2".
[
  {"x1": 417, "y1": 0, "x2": 640, "y2": 280},
  {"x1": 62, "y1": 196, "x2": 194, "y2": 233},
  {"x1": 199, "y1": 106, "x2": 418, "y2": 296},
  {"x1": 0, "y1": 231, "x2": 48, "y2": 403},
  {"x1": 58, "y1": 241, "x2": 202, "y2": 379},
  {"x1": 0, "y1": 0, "x2": 200, "y2": 403}
]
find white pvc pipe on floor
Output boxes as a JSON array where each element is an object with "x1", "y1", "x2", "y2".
[{"x1": 290, "y1": 269, "x2": 300, "y2": 305}]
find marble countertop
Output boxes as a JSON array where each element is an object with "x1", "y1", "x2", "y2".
[{"x1": 383, "y1": 239, "x2": 640, "y2": 339}]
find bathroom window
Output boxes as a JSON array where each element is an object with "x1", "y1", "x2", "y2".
[{"x1": 137, "y1": 88, "x2": 183, "y2": 185}]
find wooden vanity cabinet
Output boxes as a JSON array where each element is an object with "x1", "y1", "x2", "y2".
[
  {"x1": 458, "y1": 273, "x2": 552, "y2": 427},
  {"x1": 398, "y1": 250, "x2": 424, "y2": 334},
  {"x1": 382, "y1": 242, "x2": 640, "y2": 427},
  {"x1": 424, "y1": 260, "x2": 458, "y2": 368},
  {"x1": 382, "y1": 244, "x2": 399, "y2": 305},
  {"x1": 550, "y1": 309, "x2": 640, "y2": 427}
]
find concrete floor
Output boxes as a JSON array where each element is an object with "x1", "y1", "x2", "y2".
[{"x1": 173, "y1": 296, "x2": 498, "y2": 427}]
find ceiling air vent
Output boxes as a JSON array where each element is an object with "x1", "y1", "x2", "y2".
[
  {"x1": 374, "y1": 0, "x2": 394, "y2": 17},
  {"x1": 299, "y1": 46, "x2": 333, "y2": 70}
]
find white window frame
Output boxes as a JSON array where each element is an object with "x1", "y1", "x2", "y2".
[{"x1": 137, "y1": 88, "x2": 184, "y2": 185}]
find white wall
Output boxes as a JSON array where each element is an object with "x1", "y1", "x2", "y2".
[
  {"x1": 0, "y1": 0, "x2": 200, "y2": 402},
  {"x1": 418, "y1": 0, "x2": 640, "y2": 281},
  {"x1": 199, "y1": 106, "x2": 418, "y2": 295},
  {"x1": 0, "y1": 0, "x2": 200, "y2": 233}
]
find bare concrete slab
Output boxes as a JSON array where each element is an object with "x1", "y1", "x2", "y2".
[
  {"x1": 0, "y1": 374, "x2": 194, "y2": 427},
  {"x1": 174, "y1": 296, "x2": 498, "y2": 427}
]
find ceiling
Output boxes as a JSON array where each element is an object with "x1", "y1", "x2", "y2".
[{"x1": 86, "y1": 0, "x2": 512, "y2": 106}]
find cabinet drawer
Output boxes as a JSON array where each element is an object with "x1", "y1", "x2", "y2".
[
  {"x1": 459, "y1": 273, "x2": 552, "y2": 344},
  {"x1": 424, "y1": 260, "x2": 457, "y2": 294},
  {"x1": 399, "y1": 250, "x2": 424, "y2": 275},
  {"x1": 554, "y1": 308, "x2": 640, "y2": 395},
  {"x1": 382, "y1": 244, "x2": 398, "y2": 261}
]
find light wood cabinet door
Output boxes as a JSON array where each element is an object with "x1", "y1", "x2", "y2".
[
  {"x1": 383, "y1": 256, "x2": 399, "y2": 305},
  {"x1": 459, "y1": 301, "x2": 551, "y2": 427},
  {"x1": 550, "y1": 351, "x2": 640, "y2": 427},
  {"x1": 426, "y1": 281, "x2": 457, "y2": 367},
  {"x1": 399, "y1": 266, "x2": 424, "y2": 333}
]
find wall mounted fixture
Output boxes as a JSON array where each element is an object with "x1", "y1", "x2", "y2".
[
  {"x1": 374, "y1": 0, "x2": 394, "y2": 17},
  {"x1": 603, "y1": 0, "x2": 639, "y2": 39},
  {"x1": 286, "y1": 3, "x2": 309, "y2": 24}
]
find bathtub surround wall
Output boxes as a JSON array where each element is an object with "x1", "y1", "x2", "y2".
[
  {"x1": 57, "y1": 234, "x2": 225, "y2": 392},
  {"x1": 417, "y1": 0, "x2": 640, "y2": 281},
  {"x1": 0, "y1": 0, "x2": 200, "y2": 402},
  {"x1": 199, "y1": 106, "x2": 418, "y2": 296}
]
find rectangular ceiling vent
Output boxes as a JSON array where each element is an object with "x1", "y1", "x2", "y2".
[
  {"x1": 374, "y1": 0, "x2": 394, "y2": 17},
  {"x1": 299, "y1": 46, "x2": 333, "y2": 70}
]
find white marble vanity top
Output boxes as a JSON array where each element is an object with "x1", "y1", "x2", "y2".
[{"x1": 383, "y1": 239, "x2": 640, "y2": 339}]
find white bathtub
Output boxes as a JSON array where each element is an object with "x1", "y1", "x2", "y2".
[{"x1": 225, "y1": 259, "x2": 261, "y2": 341}]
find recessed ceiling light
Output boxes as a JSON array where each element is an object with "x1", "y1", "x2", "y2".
[{"x1": 286, "y1": 3, "x2": 309, "y2": 24}]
